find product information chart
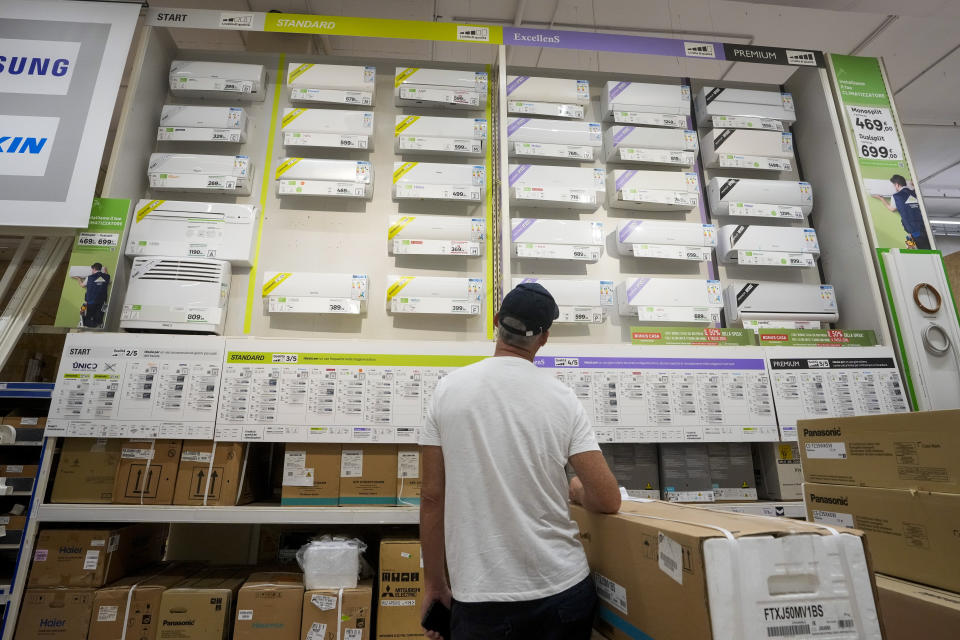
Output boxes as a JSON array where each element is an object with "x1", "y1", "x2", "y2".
[
  {"x1": 766, "y1": 347, "x2": 909, "y2": 440},
  {"x1": 46, "y1": 334, "x2": 225, "y2": 439}
]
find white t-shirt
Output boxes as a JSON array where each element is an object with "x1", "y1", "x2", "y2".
[{"x1": 420, "y1": 355, "x2": 600, "y2": 603}]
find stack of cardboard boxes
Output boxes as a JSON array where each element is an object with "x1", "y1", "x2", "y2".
[{"x1": 799, "y1": 410, "x2": 960, "y2": 638}]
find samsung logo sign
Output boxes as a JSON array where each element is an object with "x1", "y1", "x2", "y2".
[
  {"x1": 0, "y1": 38, "x2": 80, "y2": 95},
  {"x1": 0, "y1": 56, "x2": 70, "y2": 77}
]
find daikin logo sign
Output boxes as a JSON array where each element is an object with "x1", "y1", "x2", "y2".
[
  {"x1": 0, "y1": 114, "x2": 58, "y2": 176},
  {"x1": 0, "y1": 38, "x2": 80, "y2": 95}
]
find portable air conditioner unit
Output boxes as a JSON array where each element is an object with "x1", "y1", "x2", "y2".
[
  {"x1": 120, "y1": 257, "x2": 231, "y2": 334},
  {"x1": 506, "y1": 76, "x2": 590, "y2": 119},
  {"x1": 700, "y1": 129, "x2": 794, "y2": 171},
  {"x1": 147, "y1": 154, "x2": 253, "y2": 195},
  {"x1": 287, "y1": 62, "x2": 376, "y2": 105},
  {"x1": 617, "y1": 278, "x2": 723, "y2": 324},
  {"x1": 275, "y1": 159, "x2": 373, "y2": 198},
  {"x1": 726, "y1": 280, "x2": 838, "y2": 323},
  {"x1": 717, "y1": 225, "x2": 820, "y2": 265},
  {"x1": 394, "y1": 115, "x2": 487, "y2": 156},
  {"x1": 388, "y1": 215, "x2": 486, "y2": 256},
  {"x1": 607, "y1": 170, "x2": 699, "y2": 211},
  {"x1": 615, "y1": 220, "x2": 717, "y2": 261},
  {"x1": 127, "y1": 200, "x2": 259, "y2": 266},
  {"x1": 507, "y1": 118, "x2": 602, "y2": 160},
  {"x1": 281, "y1": 108, "x2": 374, "y2": 150},
  {"x1": 508, "y1": 165, "x2": 606, "y2": 209},
  {"x1": 169, "y1": 61, "x2": 266, "y2": 101},
  {"x1": 706, "y1": 178, "x2": 813, "y2": 219},
  {"x1": 394, "y1": 67, "x2": 488, "y2": 109},
  {"x1": 511, "y1": 218, "x2": 604, "y2": 261},
  {"x1": 603, "y1": 126, "x2": 699, "y2": 166},
  {"x1": 157, "y1": 105, "x2": 247, "y2": 143},
  {"x1": 262, "y1": 272, "x2": 368, "y2": 314},
  {"x1": 695, "y1": 86, "x2": 796, "y2": 128},
  {"x1": 392, "y1": 162, "x2": 485, "y2": 201},
  {"x1": 601, "y1": 81, "x2": 691, "y2": 125},
  {"x1": 511, "y1": 278, "x2": 614, "y2": 324},
  {"x1": 386, "y1": 275, "x2": 483, "y2": 315}
]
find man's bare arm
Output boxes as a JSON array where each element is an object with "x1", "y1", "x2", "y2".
[
  {"x1": 420, "y1": 445, "x2": 451, "y2": 637},
  {"x1": 569, "y1": 450, "x2": 621, "y2": 514}
]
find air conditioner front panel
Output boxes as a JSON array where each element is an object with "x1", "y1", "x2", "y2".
[
  {"x1": 386, "y1": 276, "x2": 483, "y2": 315},
  {"x1": 512, "y1": 277, "x2": 615, "y2": 323},
  {"x1": 262, "y1": 272, "x2": 368, "y2": 314},
  {"x1": 717, "y1": 225, "x2": 820, "y2": 264},
  {"x1": 706, "y1": 178, "x2": 813, "y2": 218},
  {"x1": 121, "y1": 258, "x2": 231, "y2": 334},
  {"x1": 511, "y1": 218, "x2": 604, "y2": 261},
  {"x1": 392, "y1": 162, "x2": 485, "y2": 201},
  {"x1": 158, "y1": 106, "x2": 247, "y2": 142},
  {"x1": 616, "y1": 220, "x2": 717, "y2": 254},
  {"x1": 276, "y1": 159, "x2": 373, "y2": 197},
  {"x1": 287, "y1": 63, "x2": 375, "y2": 92},
  {"x1": 604, "y1": 127, "x2": 699, "y2": 165},
  {"x1": 695, "y1": 87, "x2": 796, "y2": 126},
  {"x1": 506, "y1": 76, "x2": 590, "y2": 105},
  {"x1": 602, "y1": 81, "x2": 691, "y2": 118},
  {"x1": 608, "y1": 170, "x2": 699, "y2": 210},
  {"x1": 726, "y1": 281, "x2": 838, "y2": 323},
  {"x1": 395, "y1": 68, "x2": 488, "y2": 108},
  {"x1": 169, "y1": 61, "x2": 266, "y2": 101},
  {"x1": 508, "y1": 165, "x2": 606, "y2": 208},
  {"x1": 389, "y1": 215, "x2": 485, "y2": 256},
  {"x1": 148, "y1": 154, "x2": 252, "y2": 194},
  {"x1": 617, "y1": 278, "x2": 723, "y2": 323},
  {"x1": 701, "y1": 129, "x2": 795, "y2": 171},
  {"x1": 394, "y1": 116, "x2": 487, "y2": 155},
  {"x1": 507, "y1": 119, "x2": 602, "y2": 146}
]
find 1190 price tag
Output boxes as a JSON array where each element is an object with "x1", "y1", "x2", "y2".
[{"x1": 847, "y1": 105, "x2": 903, "y2": 161}]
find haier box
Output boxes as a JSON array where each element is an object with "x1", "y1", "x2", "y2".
[
  {"x1": 617, "y1": 278, "x2": 723, "y2": 324},
  {"x1": 506, "y1": 76, "x2": 590, "y2": 119},
  {"x1": 148, "y1": 153, "x2": 253, "y2": 195},
  {"x1": 392, "y1": 162, "x2": 485, "y2": 202},
  {"x1": 386, "y1": 276, "x2": 483, "y2": 315},
  {"x1": 127, "y1": 200, "x2": 259, "y2": 266},
  {"x1": 607, "y1": 170, "x2": 699, "y2": 211},
  {"x1": 262, "y1": 272, "x2": 368, "y2": 315},
  {"x1": 603, "y1": 126, "x2": 699, "y2": 166},
  {"x1": 281, "y1": 108, "x2": 374, "y2": 150},
  {"x1": 726, "y1": 280, "x2": 839, "y2": 324},
  {"x1": 511, "y1": 218, "x2": 604, "y2": 262},
  {"x1": 169, "y1": 61, "x2": 266, "y2": 101},
  {"x1": 700, "y1": 129, "x2": 795, "y2": 171},
  {"x1": 394, "y1": 67, "x2": 488, "y2": 109},
  {"x1": 615, "y1": 220, "x2": 717, "y2": 262},
  {"x1": 276, "y1": 159, "x2": 373, "y2": 198},
  {"x1": 287, "y1": 62, "x2": 376, "y2": 105},
  {"x1": 600, "y1": 81, "x2": 691, "y2": 125},
  {"x1": 695, "y1": 86, "x2": 796, "y2": 128},
  {"x1": 512, "y1": 278, "x2": 614, "y2": 324},
  {"x1": 706, "y1": 177, "x2": 813, "y2": 219},
  {"x1": 508, "y1": 165, "x2": 606, "y2": 209},
  {"x1": 507, "y1": 118, "x2": 602, "y2": 161},
  {"x1": 120, "y1": 257, "x2": 231, "y2": 334},
  {"x1": 717, "y1": 225, "x2": 820, "y2": 266},
  {"x1": 388, "y1": 215, "x2": 485, "y2": 257},
  {"x1": 394, "y1": 115, "x2": 487, "y2": 156},
  {"x1": 158, "y1": 105, "x2": 247, "y2": 142}
]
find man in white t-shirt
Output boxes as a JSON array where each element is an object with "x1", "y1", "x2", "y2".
[{"x1": 419, "y1": 282, "x2": 621, "y2": 640}]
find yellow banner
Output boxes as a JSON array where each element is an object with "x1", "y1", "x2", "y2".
[
  {"x1": 275, "y1": 158, "x2": 302, "y2": 179},
  {"x1": 288, "y1": 63, "x2": 313, "y2": 82},
  {"x1": 262, "y1": 272, "x2": 292, "y2": 296},
  {"x1": 264, "y1": 13, "x2": 501, "y2": 44},
  {"x1": 388, "y1": 216, "x2": 416, "y2": 240},
  {"x1": 281, "y1": 108, "x2": 306, "y2": 128},
  {"x1": 386, "y1": 276, "x2": 415, "y2": 300},
  {"x1": 394, "y1": 67, "x2": 419, "y2": 87},
  {"x1": 394, "y1": 115, "x2": 420, "y2": 136},
  {"x1": 392, "y1": 162, "x2": 418, "y2": 184},
  {"x1": 135, "y1": 200, "x2": 165, "y2": 223}
]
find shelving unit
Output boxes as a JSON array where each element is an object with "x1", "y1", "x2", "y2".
[{"x1": 37, "y1": 504, "x2": 419, "y2": 525}]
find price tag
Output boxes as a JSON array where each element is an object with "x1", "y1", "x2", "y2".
[
  {"x1": 205, "y1": 175, "x2": 238, "y2": 190},
  {"x1": 632, "y1": 244, "x2": 711, "y2": 261},
  {"x1": 726, "y1": 202, "x2": 805, "y2": 219},
  {"x1": 847, "y1": 106, "x2": 903, "y2": 161},
  {"x1": 512, "y1": 142, "x2": 594, "y2": 160},
  {"x1": 636, "y1": 306, "x2": 720, "y2": 324},
  {"x1": 390, "y1": 298, "x2": 480, "y2": 315},
  {"x1": 719, "y1": 154, "x2": 792, "y2": 171},
  {"x1": 557, "y1": 306, "x2": 604, "y2": 323},
  {"x1": 399, "y1": 136, "x2": 482, "y2": 154},
  {"x1": 620, "y1": 189, "x2": 697, "y2": 207},
  {"x1": 515, "y1": 243, "x2": 600, "y2": 261},
  {"x1": 278, "y1": 180, "x2": 367, "y2": 197},
  {"x1": 211, "y1": 128, "x2": 242, "y2": 142},
  {"x1": 221, "y1": 79, "x2": 253, "y2": 93},
  {"x1": 393, "y1": 239, "x2": 481, "y2": 256},
  {"x1": 620, "y1": 148, "x2": 695, "y2": 166},
  {"x1": 614, "y1": 112, "x2": 686, "y2": 128},
  {"x1": 77, "y1": 233, "x2": 119, "y2": 247},
  {"x1": 394, "y1": 184, "x2": 481, "y2": 201},
  {"x1": 737, "y1": 251, "x2": 816, "y2": 267},
  {"x1": 514, "y1": 187, "x2": 596, "y2": 205},
  {"x1": 711, "y1": 115, "x2": 784, "y2": 131}
]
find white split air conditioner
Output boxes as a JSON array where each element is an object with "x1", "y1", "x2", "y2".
[
  {"x1": 127, "y1": 200, "x2": 259, "y2": 266},
  {"x1": 388, "y1": 215, "x2": 485, "y2": 256},
  {"x1": 68, "y1": 266, "x2": 92, "y2": 279},
  {"x1": 700, "y1": 129, "x2": 794, "y2": 171},
  {"x1": 717, "y1": 225, "x2": 820, "y2": 265},
  {"x1": 120, "y1": 257, "x2": 231, "y2": 334},
  {"x1": 262, "y1": 272, "x2": 368, "y2": 314},
  {"x1": 603, "y1": 126, "x2": 698, "y2": 166},
  {"x1": 169, "y1": 61, "x2": 266, "y2": 101},
  {"x1": 287, "y1": 62, "x2": 376, "y2": 105},
  {"x1": 607, "y1": 170, "x2": 699, "y2": 211},
  {"x1": 617, "y1": 278, "x2": 723, "y2": 324},
  {"x1": 511, "y1": 218, "x2": 604, "y2": 261},
  {"x1": 508, "y1": 165, "x2": 606, "y2": 209},
  {"x1": 158, "y1": 105, "x2": 247, "y2": 143},
  {"x1": 507, "y1": 118, "x2": 602, "y2": 160},
  {"x1": 281, "y1": 109, "x2": 374, "y2": 150},
  {"x1": 726, "y1": 280, "x2": 838, "y2": 324},
  {"x1": 147, "y1": 154, "x2": 253, "y2": 195},
  {"x1": 394, "y1": 115, "x2": 487, "y2": 156},
  {"x1": 392, "y1": 162, "x2": 485, "y2": 201},
  {"x1": 695, "y1": 86, "x2": 796, "y2": 128},
  {"x1": 615, "y1": 220, "x2": 717, "y2": 261},
  {"x1": 386, "y1": 275, "x2": 483, "y2": 315},
  {"x1": 394, "y1": 67, "x2": 488, "y2": 109},
  {"x1": 863, "y1": 178, "x2": 896, "y2": 197},
  {"x1": 275, "y1": 159, "x2": 373, "y2": 198},
  {"x1": 506, "y1": 76, "x2": 590, "y2": 119},
  {"x1": 706, "y1": 178, "x2": 813, "y2": 219},
  {"x1": 511, "y1": 278, "x2": 614, "y2": 324},
  {"x1": 601, "y1": 81, "x2": 691, "y2": 125}
]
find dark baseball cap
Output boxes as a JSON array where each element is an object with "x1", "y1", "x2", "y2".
[{"x1": 499, "y1": 282, "x2": 559, "y2": 336}]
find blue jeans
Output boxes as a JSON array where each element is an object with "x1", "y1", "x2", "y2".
[{"x1": 451, "y1": 576, "x2": 597, "y2": 640}]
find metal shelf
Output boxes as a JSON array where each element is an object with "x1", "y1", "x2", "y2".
[
  {"x1": 0, "y1": 442, "x2": 42, "y2": 447},
  {"x1": 0, "y1": 546, "x2": 18, "y2": 551},
  {"x1": 37, "y1": 503, "x2": 420, "y2": 525},
  {"x1": 702, "y1": 501, "x2": 806, "y2": 518},
  {"x1": 0, "y1": 383, "x2": 54, "y2": 399}
]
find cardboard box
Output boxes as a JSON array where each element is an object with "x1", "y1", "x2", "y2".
[
  {"x1": 797, "y1": 410, "x2": 960, "y2": 492},
  {"x1": 340, "y1": 445, "x2": 397, "y2": 506},
  {"x1": 397, "y1": 445, "x2": 421, "y2": 506},
  {"x1": 281, "y1": 443, "x2": 341, "y2": 506},
  {"x1": 805, "y1": 482, "x2": 960, "y2": 593},
  {"x1": 302, "y1": 580, "x2": 373, "y2": 640},
  {"x1": 112, "y1": 439, "x2": 182, "y2": 505},
  {"x1": 51, "y1": 438, "x2": 123, "y2": 503},
  {"x1": 600, "y1": 444, "x2": 659, "y2": 499},
  {"x1": 707, "y1": 443, "x2": 757, "y2": 501},
  {"x1": 88, "y1": 564, "x2": 199, "y2": 640},
  {"x1": 753, "y1": 442, "x2": 803, "y2": 501},
  {"x1": 0, "y1": 463, "x2": 38, "y2": 493},
  {"x1": 174, "y1": 441, "x2": 253, "y2": 506},
  {"x1": 376, "y1": 540, "x2": 423, "y2": 640},
  {"x1": 14, "y1": 588, "x2": 95, "y2": 640},
  {"x1": 157, "y1": 566, "x2": 248, "y2": 640},
  {"x1": 875, "y1": 574, "x2": 960, "y2": 640},
  {"x1": 234, "y1": 572, "x2": 304, "y2": 640},
  {"x1": 28, "y1": 525, "x2": 166, "y2": 588},
  {"x1": 0, "y1": 514, "x2": 27, "y2": 545},
  {"x1": 572, "y1": 501, "x2": 882, "y2": 640},
  {"x1": 659, "y1": 443, "x2": 714, "y2": 502}
]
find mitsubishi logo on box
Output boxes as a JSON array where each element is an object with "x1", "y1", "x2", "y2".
[{"x1": 0, "y1": 114, "x2": 58, "y2": 176}]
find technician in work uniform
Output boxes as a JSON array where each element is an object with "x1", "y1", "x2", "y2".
[
  {"x1": 419, "y1": 282, "x2": 622, "y2": 640},
  {"x1": 873, "y1": 174, "x2": 931, "y2": 249},
  {"x1": 76, "y1": 262, "x2": 111, "y2": 328}
]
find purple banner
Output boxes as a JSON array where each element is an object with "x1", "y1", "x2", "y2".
[
  {"x1": 508, "y1": 164, "x2": 531, "y2": 186},
  {"x1": 611, "y1": 126, "x2": 633, "y2": 148},
  {"x1": 506, "y1": 75, "x2": 529, "y2": 95},
  {"x1": 615, "y1": 170, "x2": 638, "y2": 192},
  {"x1": 504, "y1": 27, "x2": 726, "y2": 61},
  {"x1": 608, "y1": 81, "x2": 631, "y2": 100},
  {"x1": 618, "y1": 219, "x2": 641, "y2": 242},
  {"x1": 625, "y1": 277, "x2": 649, "y2": 301},
  {"x1": 507, "y1": 117, "x2": 531, "y2": 137},
  {"x1": 535, "y1": 356, "x2": 765, "y2": 370},
  {"x1": 511, "y1": 218, "x2": 536, "y2": 241}
]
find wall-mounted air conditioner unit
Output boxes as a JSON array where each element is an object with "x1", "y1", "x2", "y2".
[
  {"x1": 700, "y1": 129, "x2": 794, "y2": 171},
  {"x1": 601, "y1": 81, "x2": 691, "y2": 126},
  {"x1": 388, "y1": 215, "x2": 485, "y2": 256},
  {"x1": 706, "y1": 178, "x2": 813, "y2": 219},
  {"x1": 863, "y1": 178, "x2": 896, "y2": 197},
  {"x1": 725, "y1": 280, "x2": 838, "y2": 323},
  {"x1": 169, "y1": 61, "x2": 266, "y2": 101},
  {"x1": 506, "y1": 76, "x2": 590, "y2": 119},
  {"x1": 127, "y1": 200, "x2": 259, "y2": 266},
  {"x1": 394, "y1": 115, "x2": 487, "y2": 156},
  {"x1": 287, "y1": 62, "x2": 376, "y2": 105},
  {"x1": 275, "y1": 159, "x2": 373, "y2": 198},
  {"x1": 120, "y1": 257, "x2": 231, "y2": 334},
  {"x1": 281, "y1": 108, "x2": 374, "y2": 150},
  {"x1": 507, "y1": 118, "x2": 602, "y2": 160},
  {"x1": 261, "y1": 272, "x2": 368, "y2": 314},
  {"x1": 157, "y1": 105, "x2": 247, "y2": 143},
  {"x1": 394, "y1": 67, "x2": 488, "y2": 109},
  {"x1": 386, "y1": 275, "x2": 483, "y2": 315},
  {"x1": 617, "y1": 278, "x2": 723, "y2": 324},
  {"x1": 511, "y1": 278, "x2": 614, "y2": 324},
  {"x1": 392, "y1": 162, "x2": 485, "y2": 201},
  {"x1": 511, "y1": 218, "x2": 604, "y2": 261},
  {"x1": 615, "y1": 220, "x2": 717, "y2": 261},
  {"x1": 717, "y1": 225, "x2": 820, "y2": 266},
  {"x1": 603, "y1": 126, "x2": 698, "y2": 166},
  {"x1": 695, "y1": 86, "x2": 796, "y2": 129},
  {"x1": 68, "y1": 266, "x2": 92, "y2": 279},
  {"x1": 147, "y1": 154, "x2": 253, "y2": 195},
  {"x1": 508, "y1": 165, "x2": 606, "y2": 209},
  {"x1": 607, "y1": 170, "x2": 699, "y2": 211}
]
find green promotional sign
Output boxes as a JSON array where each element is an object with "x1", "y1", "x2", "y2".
[
  {"x1": 757, "y1": 329, "x2": 877, "y2": 347},
  {"x1": 55, "y1": 198, "x2": 131, "y2": 329},
  {"x1": 630, "y1": 327, "x2": 756, "y2": 346}
]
